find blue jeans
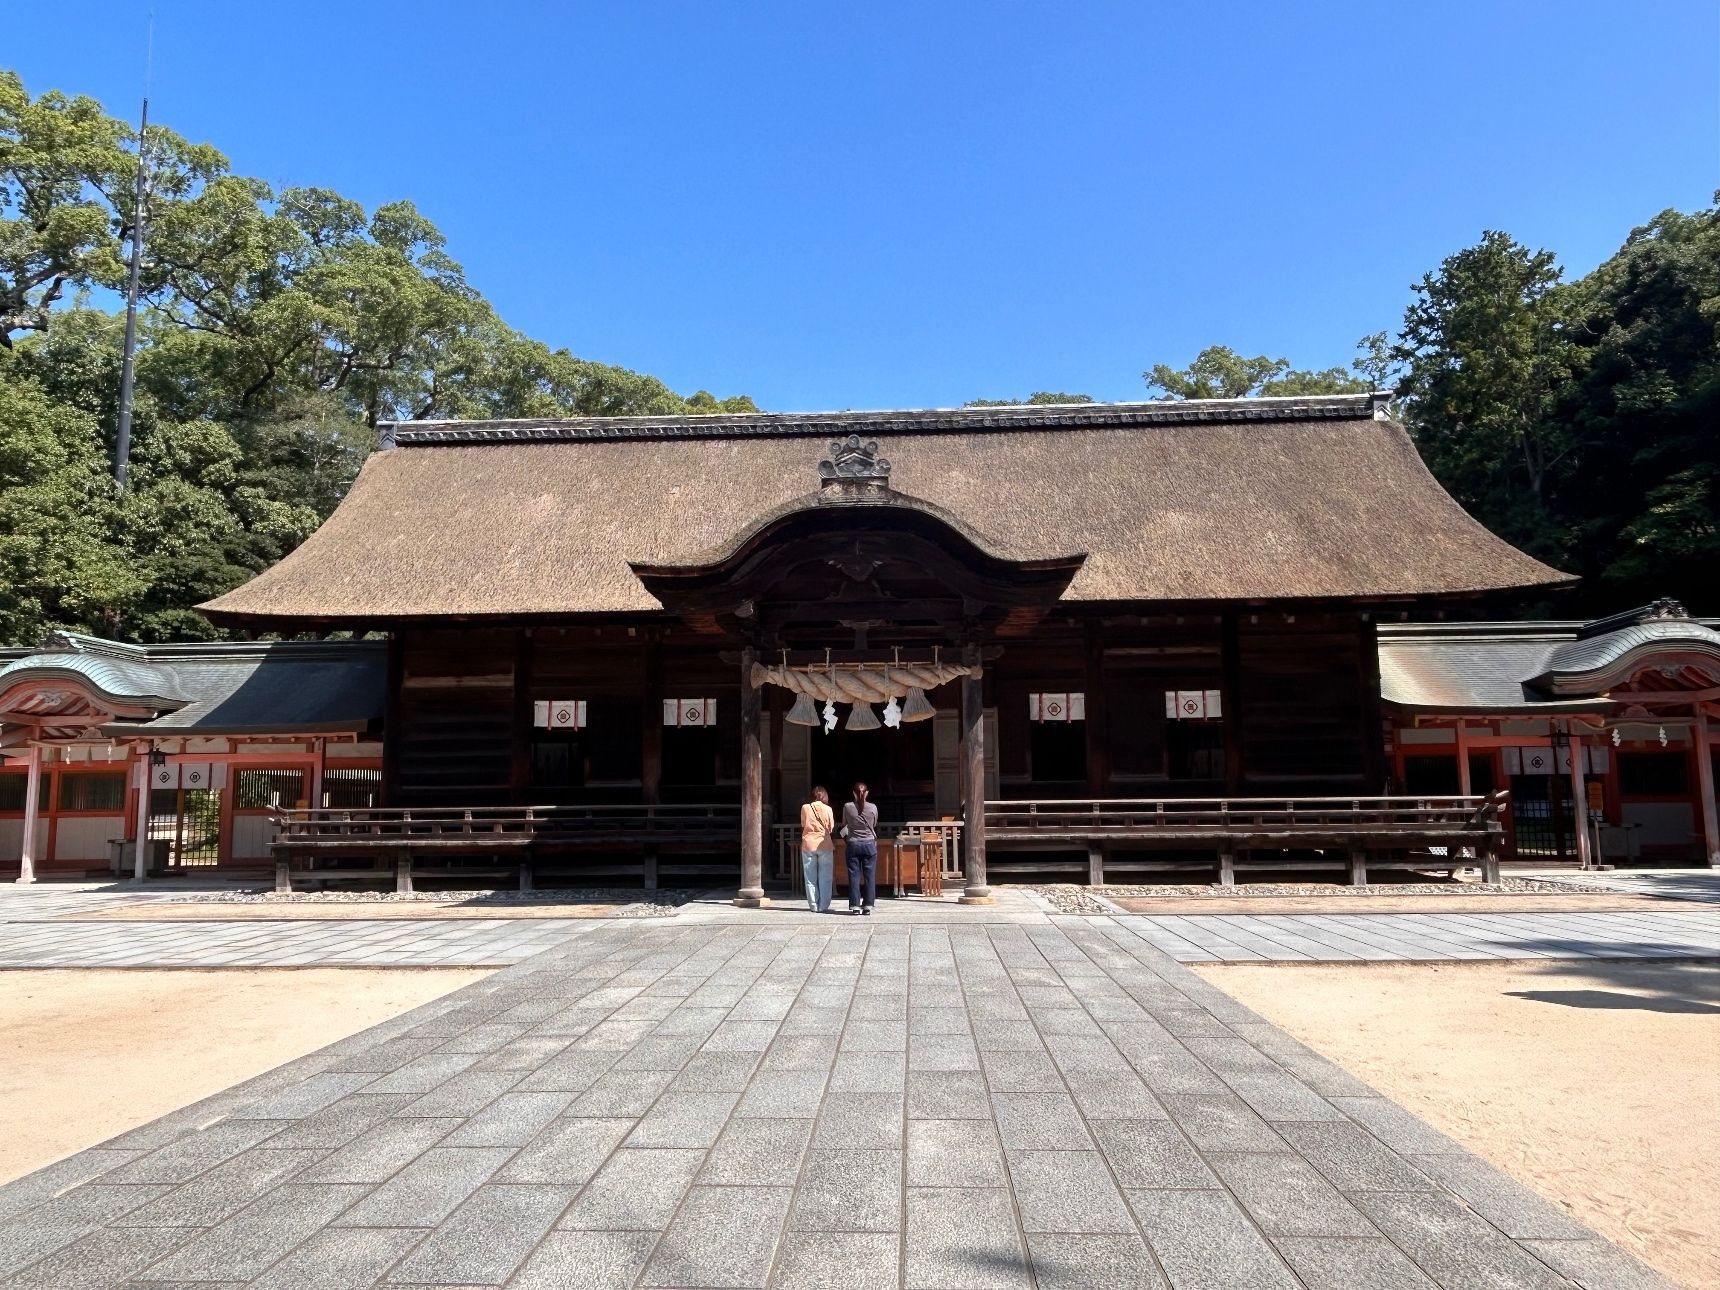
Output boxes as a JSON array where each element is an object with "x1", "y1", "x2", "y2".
[
  {"x1": 801, "y1": 849, "x2": 834, "y2": 911},
  {"x1": 846, "y1": 839, "x2": 877, "y2": 909}
]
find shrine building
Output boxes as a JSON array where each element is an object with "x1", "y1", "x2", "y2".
[{"x1": 4, "y1": 394, "x2": 1711, "y2": 894}]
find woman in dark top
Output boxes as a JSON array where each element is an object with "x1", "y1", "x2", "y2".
[{"x1": 841, "y1": 781, "x2": 879, "y2": 915}]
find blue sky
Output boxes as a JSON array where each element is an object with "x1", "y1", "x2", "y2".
[{"x1": 9, "y1": 1, "x2": 1716, "y2": 410}]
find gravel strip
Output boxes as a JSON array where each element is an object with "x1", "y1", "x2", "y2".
[{"x1": 1089, "y1": 876, "x2": 1619, "y2": 898}]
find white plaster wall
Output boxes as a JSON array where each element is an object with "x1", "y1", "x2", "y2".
[
  {"x1": 232, "y1": 814, "x2": 280, "y2": 860},
  {"x1": 53, "y1": 816, "x2": 127, "y2": 862}
]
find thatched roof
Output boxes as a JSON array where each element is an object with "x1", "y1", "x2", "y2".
[{"x1": 201, "y1": 394, "x2": 1570, "y2": 625}]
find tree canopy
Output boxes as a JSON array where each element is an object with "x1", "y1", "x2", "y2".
[
  {"x1": 1143, "y1": 345, "x2": 1373, "y2": 400},
  {"x1": 964, "y1": 392, "x2": 1095, "y2": 407},
  {"x1": 0, "y1": 70, "x2": 754, "y2": 644}
]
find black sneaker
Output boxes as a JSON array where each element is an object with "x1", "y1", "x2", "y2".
[
  {"x1": 848, "y1": 907, "x2": 862, "y2": 915},
  {"x1": 862, "y1": 906, "x2": 874, "y2": 916}
]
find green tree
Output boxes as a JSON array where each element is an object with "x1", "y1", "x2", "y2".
[
  {"x1": 0, "y1": 70, "x2": 221, "y2": 346},
  {"x1": 1143, "y1": 344, "x2": 1371, "y2": 399},
  {"x1": 1393, "y1": 232, "x2": 1573, "y2": 520},
  {"x1": 1549, "y1": 202, "x2": 1720, "y2": 603},
  {"x1": 0, "y1": 359, "x2": 145, "y2": 640}
]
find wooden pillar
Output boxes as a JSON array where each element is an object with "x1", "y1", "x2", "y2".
[
  {"x1": 1566, "y1": 722, "x2": 1593, "y2": 869},
  {"x1": 382, "y1": 633, "x2": 404, "y2": 807},
  {"x1": 768, "y1": 685, "x2": 786, "y2": 832},
  {"x1": 1217, "y1": 849, "x2": 1235, "y2": 888},
  {"x1": 16, "y1": 744, "x2": 41, "y2": 884},
  {"x1": 1087, "y1": 844, "x2": 1105, "y2": 887},
  {"x1": 1220, "y1": 612, "x2": 1243, "y2": 794},
  {"x1": 132, "y1": 746, "x2": 153, "y2": 883},
  {"x1": 1347, "y1": 848, "x2": 1368, "y2": 886},
  {"x1": 274, "y1": 854, "x2": 292, "y2": 894},
  {"x1": 1479, "y1": 835, "x2": 1501, "y2": 885},
  {"x1": 311, "y1": 737, "x2": 328, "y2": 810},
  {"x1": 735, "y1": 645, "x2": 768, "y2": 906},
  {"x1": 1454, "y1": 725, "x2": 1473, "y2": 795},
  {"x1": 395, "y1": 851, "x2": 413, "y2": 894},
  {"x1": 641, "y1": 638, "x2": 662, "y2": 806},
  {"x1": 960, "y1": 643, "x2": 992, "y2": 904},
  {"x1": 1695, "y1": 710, "x2": 1719, "y2": 868},
  {"x1": 509, "y1": 630, "x2": 532, "y2": 802},
  {"x1": 1084, "y1": 620, "x2": 1110, "y2": 798},
  {"x1": 1357, "y1": 614, "x2": 1387, "y2": 792}
]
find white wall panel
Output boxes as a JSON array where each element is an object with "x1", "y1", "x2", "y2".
[
  {"x1": 232, "y1": 814, "x2": 279, "y2": 860},
  {"x1": 53, "y1": 816, "x2": 126, "y2": 862}
]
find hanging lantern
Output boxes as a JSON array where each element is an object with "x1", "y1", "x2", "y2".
[
  {"x1": 785, "y1": 692, "x2": 820, "y2": 726},
  {"x1": 847, "y1": 702, "x2": 881, "y2": 731},
  {"x1": 900, "y1": 687, "x2": 935, "y2": 722}
]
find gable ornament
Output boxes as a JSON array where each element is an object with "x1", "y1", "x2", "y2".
[{"x1": 818, "y1": 435, "x2": 890, "y2": 486}]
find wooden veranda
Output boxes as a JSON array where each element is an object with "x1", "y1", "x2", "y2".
[{"x1": 270, "y1": 792, "x2": 1509, "y2": 893}]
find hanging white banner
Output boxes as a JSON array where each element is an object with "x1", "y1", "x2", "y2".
[
  {"x1": 1029, "y1": 693, "x2": 1084, "y2": 722},
  {"x1": 1504, "y1": 745, "x2": 1606, "y2": 776},
  {"x1": 664, "y1": 699, "x2": 717, "y2": 727},
  {"x1": 1165, "y1": 689, "x2": 1223, "y2": 720},
  {"x1": 151, "y1": 763, "x2": 180, "y2": 790},
  {"x1": 179, "y1": 762, "x2": 213, "y2": 791},
  {"x1": 532, "y1": 700, "x2": 550, "y2": 728},
  {"x1": 548, "y1": 700, "x2": 587, "y2": 730}
]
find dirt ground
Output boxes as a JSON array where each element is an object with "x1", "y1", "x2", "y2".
[
  {"x1": 0, "y1": 968, "x2": 487, "y2": 1184},
  {"x1": 1198, "y1": 959, "x2": 1720, "y2": 1290}
]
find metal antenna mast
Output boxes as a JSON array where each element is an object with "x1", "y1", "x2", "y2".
[{"x1": 113, "y1": 15, "x2": 153, "y2": 488}]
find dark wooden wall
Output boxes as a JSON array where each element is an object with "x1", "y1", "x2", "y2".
[
  {"x1": 386, "y1": 612, "x2": 1387, "y2": 808},
  {"x1": 391, "y1": 628, "x2": 515, "y2": 806},
  {"x1": 1233, "y1": 611, "x2": 1381, "y2": 793}
]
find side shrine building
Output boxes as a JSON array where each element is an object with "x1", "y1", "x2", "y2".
[{"x1": 5, "y1": 394, "x2": 1711, "y2": 893}]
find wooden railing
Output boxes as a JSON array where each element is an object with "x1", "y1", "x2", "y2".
[
  {"x1": 272, "y1": 803, "x2": 742, "y2": 849},
  {"x1": 984, "y1": 792, "x2": 1508, "y2": 843}
]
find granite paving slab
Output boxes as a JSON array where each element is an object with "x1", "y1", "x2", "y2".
[
  {"x1": 0, "y1": 915, "x2": 1677, "y2": 1288},
  {"x1": 1112, "y1": 909, "x2": 1720, "y2": 962}
]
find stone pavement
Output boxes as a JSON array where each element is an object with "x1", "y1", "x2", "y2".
[
  {"x1": 1532, "y1": 869, "x2": 1720, "y2": 904},
  {"x1": 0, "y1": 916, "x2": 597, "y2": 968},
  {"x1": 0, "y1": 914, "x2": 1673, "y2": 1288},
  {"x1": 0, "y1": 882, "x2": 207, "y2": 922},
  {"x1": 1114, "y1": 907, "x2": 1720, "y2": 963}
]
